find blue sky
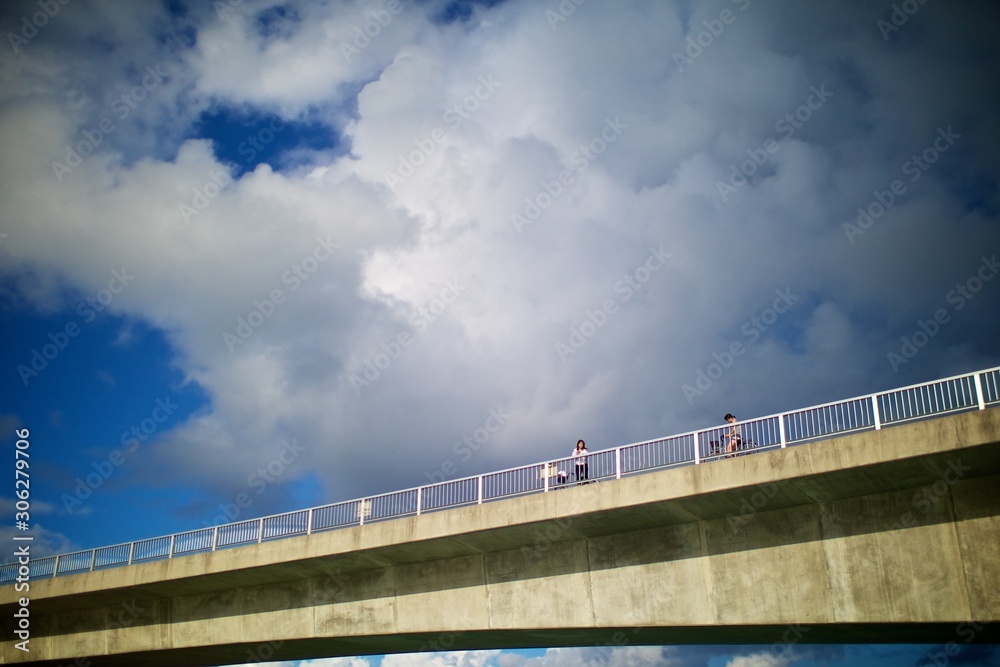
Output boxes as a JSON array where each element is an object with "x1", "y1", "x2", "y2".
[{"x1": 2, "y1": 0, "x2": 1000, "y2": 666}]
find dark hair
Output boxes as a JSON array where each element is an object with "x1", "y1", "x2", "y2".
[
  {"x1": 724, "y1": 414, "x2": 735, "y2": 421},
  {"x1": 576, "y1": 439, "x2": 586, "y2": 447}
]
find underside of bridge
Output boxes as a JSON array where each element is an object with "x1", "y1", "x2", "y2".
[{"x1": 3, "y1": 408, "x2": 999, "y2": 666}]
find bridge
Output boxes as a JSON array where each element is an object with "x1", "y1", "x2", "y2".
[{"x1": 2, "y1": 367, "x2": 999, "y2": 665}]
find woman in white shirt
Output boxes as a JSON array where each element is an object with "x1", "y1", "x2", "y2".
[{"x1": 572, "y1": 439, "x2": 589, "y2": 483}]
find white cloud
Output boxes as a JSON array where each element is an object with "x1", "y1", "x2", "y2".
[
  {"x1": 189, "y1": 0, "x2": 426, "y2": 115},
  {"x1": 517, "y1": 646, "x2": 678, "y2": 667},
  {"x1": 382, "y1": 650, "x2": 502, "y2": 667},
  {"x1": 0, "y1": 523, "x2": 79, "y2": 559},
  {"x1": 1, "y1": 0, "x2": 998, "y2": 523},
  {"x1": 0, "y1": 496, "x2": 57, "y2": 517},
  {"x1": 724, "y1": 653, "x2": 789, "y2": 667}
]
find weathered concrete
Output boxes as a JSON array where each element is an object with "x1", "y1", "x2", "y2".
[{"x1": 2, "y1": 408, "x2": 999, "y2": 666}]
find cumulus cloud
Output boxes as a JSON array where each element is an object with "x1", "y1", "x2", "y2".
[
  {"x1": 1, "y1": 0, "x2": 998, "y2": 524},
  {"x1": 524, "y1": 647, "x2": 678, "y2": 667},
  {"x1": 382, "y1": 650, "x2": 503, "y2": 667},
  {"x1": 724, "y1": 654, "x2": 789, "y2": 667},
  {"x1": 0, "y1": 523, "x2": 78, "y2": 559}
]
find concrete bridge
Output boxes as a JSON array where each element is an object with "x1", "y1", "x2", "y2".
[{"x1": 2, "y1": 408, "x2": 999, "y2": 666}]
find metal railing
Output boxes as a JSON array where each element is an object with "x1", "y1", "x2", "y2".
[{"x1": 3, "y1": 365, "x2": 998, "y2": 585}]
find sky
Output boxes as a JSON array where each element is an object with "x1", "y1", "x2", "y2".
[{"x1": 1, "y1": 0, "x2": 999, "y2": 666}]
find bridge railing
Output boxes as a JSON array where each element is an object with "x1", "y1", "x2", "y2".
[
  {"x1": 3, "y1": 365, "x2": 998, "y2": 585},
  {"x1": 133, "y1": 535, "x2": 171, "y2": 562},
  {"x1": 879, "y1": 372, "x2": 983, "y2": 425},
  {"x1": 983, "y1": 368, "x2": 1000, "y2": 404},
  {"x1": 783, "y1": 394, "x2": 876, "y2": 445}
]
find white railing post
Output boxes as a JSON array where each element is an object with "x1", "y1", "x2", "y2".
[
  {"x1": 53, "y1": 555, "x2": 60, "y2": 577},
  {"x1": 168, "y1": 534, "x2": 175, "y2": 558},
  {"x1": 974, "y1": 373, "x2": 986, "y2": 411},
  {"x1": 615, "y1": 448, "x2": 622, "y2": 479},
  {"x1": 257, "y1": 519, "x2": 264, "y2": 543},
  {"x1": 779, "y1": 414, "x2": 787, "y2": 448},
  {"x1": 307, "y1": 508, "x2": 313, "y2": 535},
  {"x1": 416, "y1": 488, "x2": 422, "y2": 516},
  {"x1": 127, "y1": 542, "x2": 135, "y2": 566},
  {"x1": 693, "y1": 431, "x2": 701, "y2": 465},
  {"x1": 89, "y1": 550, "x2": 97, "y2": 572},
  {"x1": 358, "y1": 500, "x2": 369, "y2": 525},
  {"x1": 871, "y1": 394, "x2": 882, "y2": 430},
  {"x1": 477, "y1": 476, "x2": 483, "y2": 505},
  {"x1": 543, "y1": 464, "x2": 550, "y2": 492},
  {"x1": 212, "y1": 526, "x2": 219, "y2": 551}
]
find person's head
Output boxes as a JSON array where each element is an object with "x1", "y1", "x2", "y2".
[
  {"x1": 576, "y1": 439, "x2": 586, "y2": 450},
  {"x1": 724, "y1": 413, "x2": 736, "y2": 422}
]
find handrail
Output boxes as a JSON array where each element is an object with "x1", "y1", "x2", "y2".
[{"x1": 3, "y1": 365, "x2": 998, "y2": 584}]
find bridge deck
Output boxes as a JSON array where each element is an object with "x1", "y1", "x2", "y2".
[{"x1": 2, "y1": 408, "x2": 998, "y2": 665}]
